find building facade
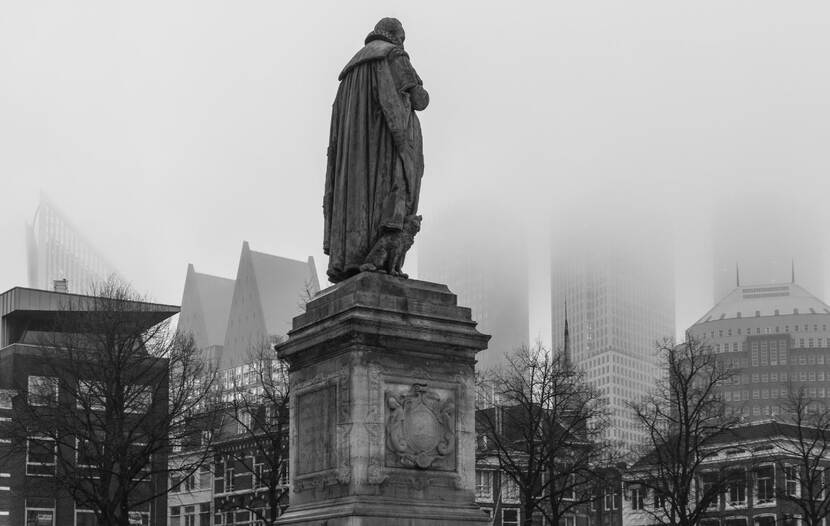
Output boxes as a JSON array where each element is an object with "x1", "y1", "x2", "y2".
[
  {"x1": 551, "y1": 224, "x2": 675, "y2": 450},
  {"x1": 0, "y1": 286, "x2": 176, "y2": 526},
  {"x1": 173, "y1": 244, "x2": 318, "y2": 526},
  {"x1": 25, "y1": 194, "x2": 119, "y2": 294},
  {"x1": 624, "y1": 421, "x2": 829, "y2": 526},
  {"x1": 688, "y1": 282, "x2": 830, "y2": 420}
]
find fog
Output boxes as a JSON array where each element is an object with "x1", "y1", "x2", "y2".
[{"x1": 2, "y1": 1, "x2": 829, "y2": 342}]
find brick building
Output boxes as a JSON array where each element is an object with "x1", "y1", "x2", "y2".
[{"x1": 0, "y1": 286, "x2": 177, "y2": 526}]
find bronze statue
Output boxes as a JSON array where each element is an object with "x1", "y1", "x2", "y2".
[{"x1": 323, "y1": 17, "x2": 429, "y2": 283}]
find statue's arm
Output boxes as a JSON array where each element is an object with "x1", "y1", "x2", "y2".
[{"x1": 389, "y1": 49, "x2": 429, "y2": 111}]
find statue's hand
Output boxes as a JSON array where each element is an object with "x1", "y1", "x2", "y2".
[{"x1": 410, "y1": 86, "x2": 429, "y2": 111}]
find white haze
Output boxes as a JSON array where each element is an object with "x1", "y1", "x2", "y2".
[{"x1": 1, "y1": 1, "x2": 829, "y2": 342}]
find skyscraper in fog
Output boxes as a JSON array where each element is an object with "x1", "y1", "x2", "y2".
[
  {"x1": 551, "y1": 219, "x2": 675, "y2": 449},
  {"x1": 419, "y1": 206, "x2": 529, "y2": 369},
  {"x1": 712, "y1": 193, "x2": 825, "y2": 303},
  {"x1": 25, "y1": 194, "x2": 119, "y2": 294}
]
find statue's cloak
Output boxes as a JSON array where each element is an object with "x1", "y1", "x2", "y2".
[{"x1": 323, "y1": 39, "x2": 425, "y2": 283}]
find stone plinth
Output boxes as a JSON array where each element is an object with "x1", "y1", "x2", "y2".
[{"x1": 276, "y1": 272, "x2": 490, "y2": 526}]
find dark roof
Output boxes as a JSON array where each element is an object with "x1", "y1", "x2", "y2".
[{"x1": 0, "y1": 287, "x2": 179, "y2": 347}]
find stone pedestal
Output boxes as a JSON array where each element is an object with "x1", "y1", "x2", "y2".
[{"x1": 276, "y1": 272, "x2": 490, "y2": 526}]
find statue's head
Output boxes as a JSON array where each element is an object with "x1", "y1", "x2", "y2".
[{"x1": 365, "y1": 17, "x2": 405, "y2": 46}]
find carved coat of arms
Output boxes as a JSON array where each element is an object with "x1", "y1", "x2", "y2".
[{"x1": 385, "y1": 384, "x2": 455, "y2": 470}]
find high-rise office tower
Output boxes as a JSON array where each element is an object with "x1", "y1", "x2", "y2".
[
  {"x1": 26, "y1": 194, "x2": 119, "y2": 294},
  {"x1": 712, "y1": 193, "x2": 824, "y2": 304},
  {"x1": 551, "y1": 219, "x2": 675, "y2": 449},
  {"x1": 418, "y1": 206, "x2": 529, "y2": 370},
  {"x1": 688, "y1": 280, "x2": 830, "y2": 422}
]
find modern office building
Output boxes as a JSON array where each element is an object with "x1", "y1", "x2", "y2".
[
  {"x1": 178, "y1": 242, "x2": 319, "y2": 370},
  {"x1": 688, "y1": 281, "x2": 830, "y2": 420},
  {"x1": 25, "y1": 194, "x2": 119, "y2": 294},
  {"x1": 551, "y1": 220, "x2": 675, "y2": 450},
  {"x1": 173, "y1": 244, "x2": 318, "y2": 526},
  {"x1": 418, "y1": 206, "x2": 529, "y2": 370},
  {"x1": 221, "y1": 242, "x2": 319, "y2": 370},
  {"x1": 0, "y1": 286, "x2": 176, "y2": 526},
  {"x1": 178, "y1": 263, "x2": 236, "y2": 366}
]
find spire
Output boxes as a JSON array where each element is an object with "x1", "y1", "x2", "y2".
[
  {"x1": 563, "y1": 299, "x2": 571, "y2": 370},
  {"x1": 792, "y1": 259, "x2": 796, "y2": 284},
  {"x1": 736, "y1": 263, "x2": 740, "y2": 287}
]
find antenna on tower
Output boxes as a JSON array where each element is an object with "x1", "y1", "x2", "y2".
[
  {"x1": 792, "y1": 259, "x2": 796, "y2": 284},
  {"x1": 736, "y1": 263, "x2": 740, "y2": 287}
]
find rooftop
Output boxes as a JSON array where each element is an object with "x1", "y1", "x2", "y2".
[
  {"x1": 0, "y1": 287, "x2": 179, "y2": 348},
  {"x1": 694, "y1": 282, "x2": 830, "y2": 326}
]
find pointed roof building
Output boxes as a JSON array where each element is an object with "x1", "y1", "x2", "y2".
[
  {"x1": 178, "y1": 264, "x2": 236, "y2": 352},
  {"x1": 221, "y1": 242, "x2": 319, "y2": 369}
]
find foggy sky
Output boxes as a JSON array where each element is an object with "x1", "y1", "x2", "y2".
[{"x1": 2, "y1": 1, "x2": 830, "y2": 341}]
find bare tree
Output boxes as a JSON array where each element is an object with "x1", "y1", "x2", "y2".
[
  {"x1": 212, "y1": 340, "x2": 289, "y2": 526},
  {"x1": 0, "y1": 280, "x2": 219, "y2": 526},
  {"x1": 629, "y1": 336, "x2": 739, "y2": 526},
  {"x1": 477, "y1": 343, "x2": 613, "y2": 526},
  {"x1": 769, "y1": 386, "x2": 830, "y2": 526}
]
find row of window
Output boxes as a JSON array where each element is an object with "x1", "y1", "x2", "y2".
[
  {"x1": 213, "y1": 457, "x2": 288, "y2": 495},
  {"x1": 27, "y1": 376, "x2": 152, "y2": 413},
  {"x1": 23, "y1": 506, "x2": 150, "y2": 526},
  {"x1": 706, "y1": 323, "x2": 829, "y2": 340},
  {"x1": 25, "y1": 436, "x2": 150, "y2": 477},
  {"x1": 169, "y1": 504, "x2": 210, "y2": 526},
  {"x1": 630, "y1": 465, "x2": 802, "y2": 512}
]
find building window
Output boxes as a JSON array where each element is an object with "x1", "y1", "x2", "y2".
[
  {"x1": 475, "y1": 470, "x2": 494, "y2": 500},
  {"x1": 630, "y1": 486, "x2": 644, "y2": 510},
  {"x1": 755, "y1": 465, "x2": 774, "y2": 504},
  {"x1": 26, "y1": 436, "x2": 56, "y2": 475},
  {"x1": 128, "y1": 510, "x2": 150, "y2": 526},
  {"x1": 502, "y1": 476, "x2": 520, "y2": 503},
  {"x1": 605, "y1": 487, "x2": 620, "y2": 510},
  {"x1": 727, "y1": 469, "x2": 747, "y2": 507},
  {"x1": 199, "y1": 504, "x2": 211, "y2": 526},
  {"x1": 237, "y1": 411, "x2": 252, "y2": 434},
  {"x1": 126, "y1": 385, "x2": 152, "y2": 414},
  {"x1": 75, "y1": 509, "x2": 96, "y2": 526},
  {"x1": 654, "y1": 491, "x2": 666, "y2": 509},
  {"x1": 725, "y1": 518, "x2": 748, "y2": 526},
  {"x1": 785, "y1": 465, "x2": 800, "y2": 497},
  {"x1": 502, "y1": 509, "x2": 520, "y2": 526},
  {"x1": 199, "y1": 464, "x2": 211, "y2": 489},
  {"x1": 183, "y1": 506, "x2": 195, "y2": 526},
  {"x1": 28, "y1": 376, "x2": 58, "y2": 407},
  {"x1": 25, "y1": 507, "x2": 54, "y2": 526},
  {"x1": 76, "y1": 437, "x2": 97, "y2": 468},
  {"x1": 0, "y1": 390, "x2": 13, "y2": 410},
  {"x1": 170, "y1": 507, "x2": 181, "y2": 526},
  {"x1": 700, "y1": 472, "x2": 719, "y2": 510}
]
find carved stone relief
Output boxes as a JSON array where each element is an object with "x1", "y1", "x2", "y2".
[{"x1": 385, "y1": 383, "x2": 456, "y2": 470}]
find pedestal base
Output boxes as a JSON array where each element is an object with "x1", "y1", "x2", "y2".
[{"x1": 277, "y1": 273, "x2": 490, "y2": 525}]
